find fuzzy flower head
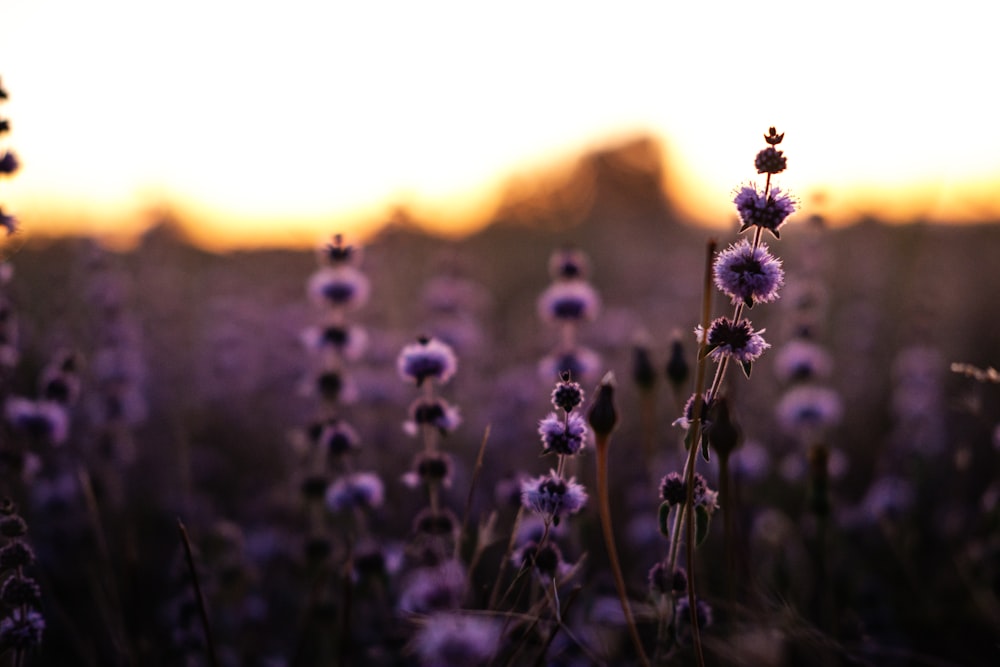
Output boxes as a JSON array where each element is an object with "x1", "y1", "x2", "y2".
[
  {"x1": 307, "y1": 417, "x2": 361, "y2": 457},
  {"x1": 404, "y1": 397, "x2": 462, "y2": 437},
  {"x1": 397, "y1": 336, "x2": 458, "y2": 387},
  {"x1": 537, "y1": 280, "x2": 600, "y2": 324},
  {"x1": 538, "y1": 411, "x2": 590, "y2": 456},
  {"x1": 307, "y1": 266, "x2": 370, "y2": 311},
  {"x1": 325, "y1": 472, "x2": 384, "y2": 512},
  {"x1": 521, "y1": 471, "x2": 588, "y2": 525},
  {"x1": 538, "y1": 347, "x2": 601, "y2": 386},
  {"x1": 550, "y1": 373, "x2": 584, "y2": 413},
  {"x1": 0, "y1": 151, "x2": 18, "y2": 176},
  {"x1": 697, "y1": 317, "x2": 770, "y2": 376},
  {"x1": 713, "y1": 239, "x2": 784, "y2": 308},
  {"x1": 402, "y1": 451, "x2": 454, "y2": 489},
  {"x1": 776, "y1": 385, "x2": 843, "y2": 437},
  {"x1": 733, "y1": 184, "x2": 796, "y2": 238},
  {"x1": 5, "y1": 398, "x2": 69, "y2": 446},
  {"x1": 410, "y1": 612, "x2": 502, "y2": 667},
  {"x1": 0, "y1": 608, "x2": 44, "y2": 653}
]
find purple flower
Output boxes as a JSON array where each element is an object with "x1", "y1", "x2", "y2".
[
  {"x1": 537, "y1": 280, "x2": 600, "y2": 323},
  {"x1": 538, "y1": 347, "x2": 601, "y2": 386},
  {"x1": 0, "y1": 208, "x2": 17, "y2": 236},
  {"x1": 713, "y1": 239, "x2": 784, "y2": 307},
  {"x1": 0, "y1": 608, "x2": 44, "y2": 651},
  {"x1": 410, "y1": 612, "x2": 501, "y2": 666},
  {"x1": 308, "y1": 417, "x2": 361, "y2": 456},
  {"x1": 404, "y1": 397, "x2": 462, "y2": 436},
  {"x1": 774, "y1": 340, "x2": 833, "y2": 383},
  {"x1": 402, "y1": 451, "x2": 454, "y2": 489},
  {"x1": 550, "y1": 375, "x2": 584, "y2": 413},
  {"x1": 733, "y1": 184, "x2": 796, "y2": 238},
  {"x1": 307, "y1": 266, "x2": 370, "y2": 310},
  {"x1": 521, "y1": 471, "x2": 588, "y2": 524},
  {"x1": 697, "y1": 317, "x2": 770, "y2": 376},
  {"x1": 538, "y1": 412, "x2": 590, "y2": 456},
  {"x1": 5, "y1": 398, "x2": 68, "y2": 445},
  {"x1": 775, "y1": 385, "x2": 843, "y2": 436},
  {"x1": 399, "y1": 560, "x2": 467, "y2": 615},
  {"x1": 397, "y1": 337, "x2": 458, "y2": 386},
  {"x1": 0, "y1": 150, "x2": 18, "y2": 175},
  {"x1": 300, "y1": 323, "x2": 368, "y2": 361},
  {"x1": 325, "y1": 472, "x2": 384, "y2": 512},
  {"x1": 754, "y1": 146, "x2": 786, "y2": 174}
]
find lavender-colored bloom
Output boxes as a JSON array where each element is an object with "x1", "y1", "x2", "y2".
[
  {"x1": 675, "y1": 597, "x2": 714, "y2": 643},
  {"x1": 398, "y1": 560, "x2": 467, "y2": 615},
  {"x1": 537, "y1": 280, "x2": 600, "y2": 323},
  {"x1": 308, "y1": 417, "x2": 361, "y2": 456},
  {"x1": 402, "y1": 451, "x2": 454, "y2": 489},
  {"x1": 538, "y1": 412, "x2": 589, "y2": 456},
  {"x1": 521, "y1": 471, "x2": 588, "y2": 524},
  {"x1": 307, "y1": 266, "x2": 370, "y2": 310},
  {"x1": 754, "y1": 146, "x2": 786, "y2": 174},
  {"x1": 513, "y1": 541, "x2": 569, "y2": 581},
  {"x1": 325, "y1": 472, "x2": 384, "y2": 512},
  {"x1": 404, "y1": 397, "x2": 462, "y2": 437},
  {"x1": 538, "y1": 346, "x2": 601, "y2": 386},
  {"x1": 733, "y1": 184, "x2": 796, "y2": 238},
  {"x1": 397, "y1": 337, "x2": 458, "y2": 386},
  {"x1": 0, "y1": 608, "x2": 44, "y2": 651},
  {"x1": 300, "y1": 323, "x2": 368, "y2": 361},
  {"x1": 774, "y1": 339, "x2": 833, "y2": 383},
  {"x1": 410, "y1": 612, "x2": 501, "y2": 667},
  {"x1": 5, "y1": 398, "x2": 69, "y2": 445},
  {"x1": 697, "y1": 317, "x2": 770, "y2": 375},
  {"x1": 550, "y1": 375, "x2": 584, "y2": 413},
  {"x1": 775, "y1": 385, "x2": 843, "y2": 436},
  {"x1": 0, "y1": 208, "x2": 17, "y2": 236},
  {"x1": 0, "y1": 150, "x2": 18, "y2": 175},
  {"x1": 673, "y1": 391, "x2": 713, "y2": 430},
  {"x1": 713, "y1": 239, "x2": 784, "y2": 307}
]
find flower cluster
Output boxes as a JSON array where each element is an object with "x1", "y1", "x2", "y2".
[
  {"x1": 0, "y1": 501, "x2": 44, "y2": 656},
  {"x1": 537, "y1": 248, "x2": 601, "y2": 386},
  {"x1": 0, "y1": 78, "x2": 18, "y2": 236}
]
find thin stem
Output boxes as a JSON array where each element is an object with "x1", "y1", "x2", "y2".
[
  {"x1": 595, "y1": 435, "x2": 651, "y2": 667},
  {"x1": 176, "y1": 519, "x2": 220, "y2": 667}
]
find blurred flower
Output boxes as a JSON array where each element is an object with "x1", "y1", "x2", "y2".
[
  {"x1": 307, "y1": 266, "x2": 370, "y2": 311},
  {"x1": 0, "y1": 150, "x2": 18, "y2": 175},
  {"x1": 774, "y1": 339, "x2": 833, "y2": 383},
  {"x1": 5, "y1": 398, "x2": 69, "y2": 445},
  {"x1": 402, "y1": 451, "x2": 454, "y2": 489},
  {"x1": 548, "y1": 247, "x2": 590, "y2": 280},
  {"x1": 397, "y1": 336, "x2": 458, "y2": 387},
  {"x1": 325, "y1": 472, "x2": 384, "y2": 512},
  {"x1": 538, "y1": 347, "x2": 600, "y2": 386},
  {"x1": 713, "y1": 239, "x2": 784, "y2": 307},
  {"x1": 513, "y1": 540, "x2": 570, "y2": 581},
  {"x1": 775, "y1": 385, "x2": 843, "y2": 436},
  {"x1": 404, "y1": 397, "x2": 462, "y2": 437},
  {"x1": 0, "y1": 208, "x2": 16, "y2": 236},
  {"x1": 300, "y1": 323, "x2": 368, "y2": 361},
  {"x1": 734, "y1": 184, "x2": 796, "y2": 238},
  {"x1": 0, "y1": 608, "x2": 44, "y2": 652},
  {"x1": 398, "y1": 559, "x2": 466, "y2": 615},
  {"x1": 537, "y1": 280, "x2": 600, "y2": 323},
  {"x1": 410, "y1": 612, "x2": 501, "y2": 667}
]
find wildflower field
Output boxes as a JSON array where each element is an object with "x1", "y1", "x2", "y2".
[{"x1": 1, "y1": 99, "x2": 999, "y2": 665}]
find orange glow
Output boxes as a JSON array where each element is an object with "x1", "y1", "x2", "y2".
[{"x1": 2, "y1": 2, "x2": 999, "y2": 249}]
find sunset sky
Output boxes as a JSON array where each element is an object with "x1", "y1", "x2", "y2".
[{"x1": 1, "y1": 1, "x2": 999, "y2": 249}]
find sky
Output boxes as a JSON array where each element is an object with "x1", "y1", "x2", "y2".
[{"x1": 1, "y1": 1, "x2": 999, "y2": 249}]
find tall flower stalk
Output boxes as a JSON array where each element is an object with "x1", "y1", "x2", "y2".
[{"x1": 659, "y1": 127, "x2": 796, "y2": 664}]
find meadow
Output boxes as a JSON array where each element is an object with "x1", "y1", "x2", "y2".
[{"x1": 1, "y1": 134, "x2": 999, "y2": 666}]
